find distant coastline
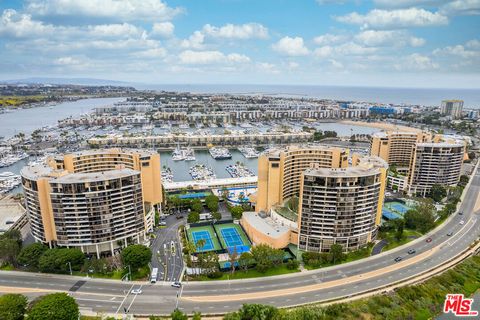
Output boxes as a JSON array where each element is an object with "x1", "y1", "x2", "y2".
[{"x1": 339, "y1": 120, "x2": 422, "y2": 132}]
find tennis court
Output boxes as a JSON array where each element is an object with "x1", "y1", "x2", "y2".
[
  {"x1": 214, "y1": 223, "x2": 251, "y2": 254},
  {"x1": 187, "y1": 225, "x2": 222, "y2": 253},
  {"x1": 382, "y1": 201, "x2": 411, "y2": 220}
]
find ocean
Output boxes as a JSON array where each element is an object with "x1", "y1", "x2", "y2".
[{"x1": 136, "y1": 84, "x2": 480, "y2": 108}]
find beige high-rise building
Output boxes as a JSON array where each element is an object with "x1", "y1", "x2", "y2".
[
  {"x1": 298, "y1": 156, "x2": 387, "y2": 252},
  {"x1": 255, "y1": 145, "x2": 349, "y2": 212},
  {"x1": 441, "y1": 100, "x2": 464, "y2": 119},
  {"x1": 408, "y1": 142, "x2": 465, "y2": 196},
  {"x1": 370, "y1": 131, "x2": 430, "y2": 171},
  {"x1": 21, "y1": 149, "x2": 162, "y2": 257}
]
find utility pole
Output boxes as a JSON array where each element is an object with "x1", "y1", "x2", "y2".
[{"x1": 66, "y1": 261, "x2": 72, "y2": 275}]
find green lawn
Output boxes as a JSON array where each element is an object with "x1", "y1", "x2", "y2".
[
  {"x1": 303, "y1": 244, "x2": 374, "y2": 270},
  {"x1": 193, "y1": 264, "x2": 299, "y2": 281},
  {"x1": 381, "y1": 229, "x2": 422, "y2": 252}
]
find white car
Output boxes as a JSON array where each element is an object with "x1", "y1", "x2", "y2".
[
  {"x1": 459, "y1": 220, "x2": 465, "y2": 225},
  {"x1": 171, "y1": 281, "x2": 182, "y2": 288},
  {"x1": 131, "y1": 289, "x2": 142, "y2": 294}
]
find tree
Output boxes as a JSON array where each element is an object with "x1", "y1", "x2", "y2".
[
  {"x1": 17, "y1": 243, "x2": 47, "y2": 269},
  {"x1": 187, "y1": 211, "x2": 200, "y2": 223},
  {"x1": 394, "y1": 219, "x2": 405, "y2": 241},
  {"x1": 121, "y1": 245, "x2": 152, "y2": 270},
  {"x1": 328, "y1": 244, "x2": 345, "y2": 264},
  {"x1": 205, "y1": 194, "x2": 219, "y2": 212},
  {"x1": 211, "y1": 211, "x2": 221, "y2": 221},
  {"x1": 235, "y1": 304, "x2": 281, "y2": 320},
  {"x1": 38, "y1": 248, "x2": 85, "y2": 273},
  {"x1": 196, "y1": 239, "x2": 206, "y2": 252},
  {"x1": 0, "y1": 294, "x2": 28, "y2": 320},
  {"x1": 238, "y1": 252, "x2": 253, "y2": 272},
  {"x1": 28, "y1": 293, "x2": 79, "y2": 320},
  {"x1": 404, "y1": 201, "x2": 436, "y2": 234},
  {"x1": 170, "y1": 309, "x2": 188, "y2": 320},
  {"x1": 0, "y1": 238, "x2": 21, "y2": 266},
  {"x1": 230, "y1": 205, "x2": 244, "y2": 220},
  {"x1": 429, "y1": 184, "x2": 447, "y2": 202},
  {"x1": 251, "y1": 244, "x2": 274, "y2": 273},
  {"x1": 190, "y1": 199, "x2": 203, "y2": 214},
  {"x1": 192, "y1": 311, "x2": 202, "y2": 320},
  {"x1": 228, "y1": 246, "x2": 239, "y2": 274}
]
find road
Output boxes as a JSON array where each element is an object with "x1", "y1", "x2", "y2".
[
  {"x1": 1, "y1": 167, "x2": 479, "y2": 316},
  {"x1": 150, "y1": 213, "x2": 185, "y2": 283}
]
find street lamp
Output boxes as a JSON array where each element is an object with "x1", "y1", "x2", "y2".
[{"x1": 66, "y1": 262, "x2": 72, "y2": 275}]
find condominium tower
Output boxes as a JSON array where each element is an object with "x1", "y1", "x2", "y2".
[
  {"x1": 441, "y1": 100, "x2": 464, "y2": 119},
  {"x1": 255, "y1": 145, "x2": 349, "y2": 212},
  {"x1": 298, "y1": 156, "x2": 387, "y2": 252},
  {"x1": 21, "y1": 149, "x2": 162, "y2": 257}
]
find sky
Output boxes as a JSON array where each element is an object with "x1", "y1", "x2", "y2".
[{"x1": 0, "y1": 0, "x2": 479, "y2": 88}]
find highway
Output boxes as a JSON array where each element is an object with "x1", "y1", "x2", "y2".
[{"x1": 0, "y1": 166, "x2": 479, "y2": 317}]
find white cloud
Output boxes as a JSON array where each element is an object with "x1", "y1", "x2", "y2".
[
  {"x1": 202, "y1": 23, "x2": 268, "y2": 40},
  {"x1": 440, "y1": 0, "x2": 480, "y2": 16},
  {"x1": 180, "y1": 31, "x2": 205, "y2": 49},
  {"x1": 336, "y1": 8, "x2": 448, "y2": 29},
  {"x1": 355, "y1": 30, "x2": 425, "y2": 47},
  {"x1": 54, "y1": 56, "x2": 84, "y2": 66},
  {"x1": 373, "y1": 0, "x2": 449, "y2": 8},
  {"x1": 313, "y1": 46, "x2": 334, "y2": 58},
  {"x1": 313, "y1": 33, "x2": 347, "y2": 45},
  {"x1": 133, "y1": 47, "x2": 167, "y2": 59},
  {"x1": 0, "y1": 9, "x2": 54, "y2": 38},
  {"x1": 314, "y1": 42, "x2": 377, "y2": 59},
  {"x1": 151, "y1": 22, "x2": 174, "y2": 38},
  {"x1": 87, "y1": 23, "x2": 143, "y2": 38},
  {"x1": 466, "y1": 39, "x2": 480, "y2": 49},
  {"x1": 433, "y1": 44, "x2": 478, "y2": 58},
  {"x1": 257, "y1": 62, "x2": 280, "y2": 74},
  {"x1": 328, "y1": 59, "x2": 344, "y2": 69},
  {"x1": 25, "y1": 0, "x2": 182, "y2": 21},
  {"x1": 178, "y1": 50, "x2": 250, "y2": 65},
  {"x1": 272, "y1": 36, "x2": 310, "y2": 56},
  {"x1": 395, "y1": 53, "x2": 439, "y2": 70}
]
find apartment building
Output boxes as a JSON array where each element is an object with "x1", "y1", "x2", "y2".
[
  {"x1": 298, "y1": 156, "x2": 387, "y2": 252},
  {"x1": 408, "y1": 142, "x2": 465, "y2": 196},
  {"x1": 21, "y1": 149, "x2": 162, "y2": 257},
  {"x1": 255, "y1": 145, "x2": 349, "y2": 213},
  {"x1": 441, "y1": 100, "x2": 464, "y2": 119}
]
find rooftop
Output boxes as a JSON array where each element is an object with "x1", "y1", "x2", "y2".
[{"x1": 242, "y1": 211, "x2": 290, "y2": 239}]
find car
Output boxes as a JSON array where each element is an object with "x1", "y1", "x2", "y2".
[
  {"x1": 171, "y1": 281, "x2": 182, "y2": 288},
  {"x1": 426, "y1": 237, "x2": 432, "y2": 243},
  {"x1": 459, "y1": 220, "x2": 465, "y2": 225},
  {"x1": 131, "y1": 289, "x2": 142, "y2": 294},
  {"x1": 394, "y1": 257, "x2": 402, "y2": 262},
  {"x1": 458, "y1": 211, "x2": 463, "y2": 215},
  {"x1": 159, "y1": 221, "x2": 167, "y2": 226},
  {"x1": 447, "y1": 231, "x2": 453, "y2": 236},
  {"x1": 408, "y1": 249, "x2": 416, "y2": 254},
  {"x1": 176, "y1": 214, "x2": 183, "y2": 219}
]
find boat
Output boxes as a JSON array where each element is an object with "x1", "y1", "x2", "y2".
[
  {"x1": 209, "y1": 147, "x2": 232, "y2": 160},
  {"x1": 172, "y1": 147, "x2": 196, "y2": 161},
  {"x1": 238, "y1": 146, "x2": 259, "y2": 159}
]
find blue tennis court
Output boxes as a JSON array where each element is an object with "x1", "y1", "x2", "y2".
[
  {"x1": 390, "y1": 202, "x2": 409, "y2": 214},
  {"x1": 191, "y1": 230, "x2": 214, "y2": 251},
  {"x1": 221, "y1": 228, "x2": 243, "y2": 247}
]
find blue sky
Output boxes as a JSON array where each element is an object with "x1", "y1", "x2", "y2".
[{"x1": 0, "y1": 0, "x2": 479, "y2": 88}]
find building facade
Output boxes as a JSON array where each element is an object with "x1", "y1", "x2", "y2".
[
  {"x1": 408, "y1": 142, "x2": 465, "y2": 196},
  {"x1": 441, "y1": 100, "x2": 464, "y2": 119},
  {"x1": 370, "y1": 131, "x2": 430, "y2": 170},
  {"x1": 21, "y1": 149, "x2": 162, "y2": 257},
  {"x1": 255, "y1": 145, "x2": 349, "y2": 212},
  {"x1": 298, "y1": 156, "x2": 387, "y2": 253}
]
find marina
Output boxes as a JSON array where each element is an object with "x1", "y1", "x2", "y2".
[
  {"x1": 226, "y1": 163, "x2": 255, "y2": 178},
  {"x1": 189, "y1": 164, "x2": 216, "y2": 181},
  {"x1": 209, "y1": 147, "x2": 232, "y2": 160},
  {"x1": 238, "y1": 146, "x2": 259, "y2": 158},
  {"x1": 172, "y1": 147, "x2": 196, "y2": 161},
  {"x1": 0, "y1": 172, "x2": 21, "y2": 195}
]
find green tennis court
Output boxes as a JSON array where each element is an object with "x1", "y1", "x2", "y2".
[
  {"x1": 187, "y1": 225, "x2": 222, "y2": 252},
  {"x1": 214, "y1": 223, "x2": 251, "y2": 253}
]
